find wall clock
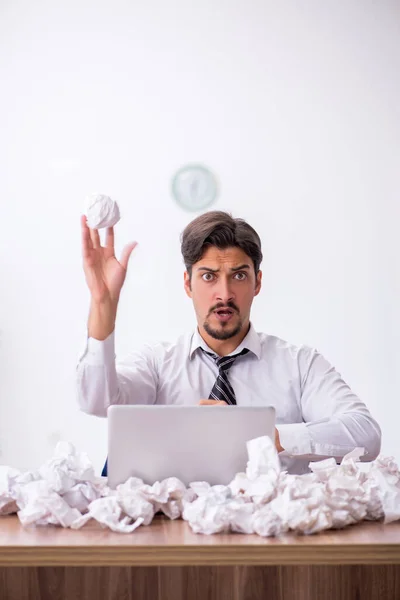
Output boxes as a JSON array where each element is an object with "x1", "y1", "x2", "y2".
[{"x1": 172, "y1": 164, "x2": 218, "y2": 212}]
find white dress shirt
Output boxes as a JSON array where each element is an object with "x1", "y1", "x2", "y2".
[{"x1": 76, "y1": 324, "x2": 381, "y2": 474}]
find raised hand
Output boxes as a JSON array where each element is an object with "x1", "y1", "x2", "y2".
[{"x1": 81, "y1": 215, "x2": 137, "y2": 339}]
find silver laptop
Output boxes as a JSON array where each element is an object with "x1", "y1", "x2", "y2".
[{"x1": 107, "y1": 405, "x2": 275, "y2": 488}]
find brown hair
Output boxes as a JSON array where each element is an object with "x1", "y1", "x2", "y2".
[{"x1": 181, "y1": 211, "x2": 263, "y2": 278}]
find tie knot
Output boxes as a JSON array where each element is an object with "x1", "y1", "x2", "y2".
[{"x1": 205, "y1": 348, "x2": 249, "y2": 372}]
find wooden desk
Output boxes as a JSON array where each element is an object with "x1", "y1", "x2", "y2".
[{"x1": 1, "y1": 515, "x2": 400, "y2": 599}]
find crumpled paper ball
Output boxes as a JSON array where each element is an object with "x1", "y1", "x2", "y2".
[
  {"x1": 0, "y1": 442, "x2": 106, "y2": 528},
  {"x1": 84, "y1": 193, "x2": 120, "y2": 229},
  {"x1": 2, "y1": 437, "x2": 400, "y2": 537}
]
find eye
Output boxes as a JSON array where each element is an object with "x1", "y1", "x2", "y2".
[
  {"x1": 234, "y1": 272, "x2": 247, "y2": 281},
  {"x1": 202, "y1": 272, "x2": 215, "y2": 282}
]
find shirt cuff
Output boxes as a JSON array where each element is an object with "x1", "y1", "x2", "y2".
[
  {"x1": 78, "y1": 332, "x2": 116, "y2": 366},
  {"x1": 276, "y1": 423, "x2": 312, "y2": 457}
]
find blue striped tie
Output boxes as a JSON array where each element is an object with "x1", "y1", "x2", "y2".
[{"x1": 203, "y1": 348, "x2": 249, "y2": 405}]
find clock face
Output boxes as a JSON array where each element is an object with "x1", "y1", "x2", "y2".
[{"x1": 172, "y1": 164, "x2": 218, "y2": 212}]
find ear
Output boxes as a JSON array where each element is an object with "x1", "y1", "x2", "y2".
[
  {"x1": 184, "y1": 271, "x2": 192, "y2": 298},
  {"x1": 254, "y1": 270, "x2": 262, "y2": 296}
]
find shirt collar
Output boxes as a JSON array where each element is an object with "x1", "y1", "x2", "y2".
[{"x1": 189, "y1": 323, "x2": 261, "y2": 360}]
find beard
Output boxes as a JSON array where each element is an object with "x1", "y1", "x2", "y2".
[
  {"x1": 203, "y1": 319, "x2": 243, "y2": 340},
  {"x1": 203, "y1": 315, "x2": 243, "y2": 340},
  {"x1": 202, "y1": 301, "x2": 243, "y2": 340}
]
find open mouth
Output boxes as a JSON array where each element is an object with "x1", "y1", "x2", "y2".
[{"x1": 214, "y1": 308, "x2": 235, "y2": 322}]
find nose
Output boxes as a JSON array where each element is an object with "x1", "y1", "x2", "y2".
[{"x1": 215, "y1": 277, "x2": 235, "y2": 305}]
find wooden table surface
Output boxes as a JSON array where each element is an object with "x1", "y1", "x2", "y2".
[
  {"x1": 2, "y1": 516, "x2": 400, "y2": 599},
  {"x1": 1, "y1": 515, "x2": 400, "y2": 566}
]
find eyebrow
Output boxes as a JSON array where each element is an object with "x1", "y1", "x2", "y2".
[{"x1": 197, "y1": 264, "x2": 251, "y2": 273}]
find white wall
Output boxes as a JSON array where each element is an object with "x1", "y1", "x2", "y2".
[{"x1": 0, "y1": 0, "x2": 399, "y2": 473}]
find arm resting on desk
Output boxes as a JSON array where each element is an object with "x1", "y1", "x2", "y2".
[{"x1": 276, "y1": 349, "x2": 381, "y2": 462}]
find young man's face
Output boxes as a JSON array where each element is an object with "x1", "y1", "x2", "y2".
[{"x1": 184, "y1": 245, "x2": 262, "y2": 342}]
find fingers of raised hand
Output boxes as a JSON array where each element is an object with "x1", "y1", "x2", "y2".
[
  {"x1": 81, "y1": 215, "x2": 93, "y2": 257},
  {"x1": 89, "y1": 227, "x2": 101, "y2": 249},
  {"x1": 105, "y1": 227, "x2": 114, "y2": 250},
  {"x1": 119, "y1": 242, "x2": 138, "y2": 271}
]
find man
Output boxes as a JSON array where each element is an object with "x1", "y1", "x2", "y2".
[{"x1": 77, "y1": 210, "x2": 381, "y2": 474}]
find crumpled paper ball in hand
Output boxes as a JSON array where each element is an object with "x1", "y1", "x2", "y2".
[{"x1": 84, "y1": 193, "x2": 120, "y2": 229}]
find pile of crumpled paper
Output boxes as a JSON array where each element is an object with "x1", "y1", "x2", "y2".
[{"x1": 1, "y1": 438, "x2": 400, "y2": 535}]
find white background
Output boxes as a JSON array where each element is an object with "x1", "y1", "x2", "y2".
[{"x1": 0, "y1": 0, "x2": 399, "y2": 473}]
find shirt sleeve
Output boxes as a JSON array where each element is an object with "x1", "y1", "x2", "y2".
[
  {"x1": 276, "y1": 348, "x2": 381, "y2": 462},
  {"x1": 76, "y1": 332, "x2": 158, "y2": 417}
]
